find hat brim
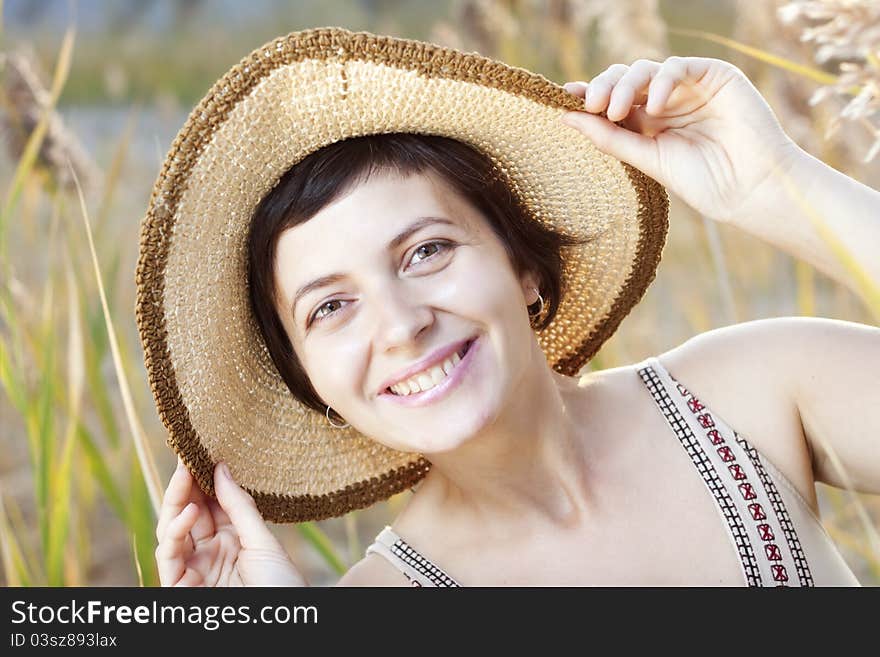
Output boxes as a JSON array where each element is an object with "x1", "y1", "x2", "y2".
[{"x1": 136, "y1": 27, "x2": 668, "y2": 523}]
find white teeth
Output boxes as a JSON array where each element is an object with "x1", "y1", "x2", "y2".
[
  {"x1": 429, "y1": 366, "x2": 445, "y2": 385},
  {"x1": 389, "y1": 347, "x2": 469, "y2": 396}
]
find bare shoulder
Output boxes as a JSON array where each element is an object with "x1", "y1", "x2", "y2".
[
  {"x1": 653, "y1": 317, "x2": 837, "y2": 513},
  {"x1": 335, "y1": 552, "x2": 412, "y2": 587}
]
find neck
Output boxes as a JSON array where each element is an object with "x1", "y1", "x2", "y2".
[{"x1": 420, "y1": 341, "x2": 599, "y2": 534}]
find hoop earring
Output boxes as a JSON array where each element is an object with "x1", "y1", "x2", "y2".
[
  {"x1": 326, "y1": 405, "x2": 350, "y2": 429},
  {"x1": 529, "y1": 286, "x2": 545, "y2": 318}
]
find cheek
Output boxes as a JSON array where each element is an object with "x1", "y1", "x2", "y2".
[
  {"x1": 299, "y1": 337, "x2": 366, "y2": 398},
  {"x1": 451, "y1": 250, "x2": 523, "y2": 319}
]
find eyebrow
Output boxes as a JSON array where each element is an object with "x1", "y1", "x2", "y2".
[{"x1": 290, "y1": 216, "x2": 456, "y2": 321}]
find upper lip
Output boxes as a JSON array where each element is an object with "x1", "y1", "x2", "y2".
[{"x1": 377, "y1": 336, "x2": 474, "y2": 395}]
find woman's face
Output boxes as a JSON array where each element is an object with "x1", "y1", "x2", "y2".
[{"x1": 273, "y1": 169, "x2": 540, "y2": 454}]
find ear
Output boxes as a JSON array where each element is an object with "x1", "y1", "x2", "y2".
[{"x1": 519, "y1": 270, "x2": 541, "y2": 305}]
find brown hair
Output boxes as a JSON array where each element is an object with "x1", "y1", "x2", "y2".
[{"x1": 247, "y1": 133, "x2": 592, "y2": 423}]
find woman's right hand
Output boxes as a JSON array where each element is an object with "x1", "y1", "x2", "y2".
[{"x1": 155, "y1": 459, "x2": 308, "y2": 586}]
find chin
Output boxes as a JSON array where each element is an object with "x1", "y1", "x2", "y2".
[{"x1": 407, "y1": 406, "x2": 499, "y2": 455}]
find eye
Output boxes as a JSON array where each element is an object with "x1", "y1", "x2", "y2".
[
  {"x1": 309, "y1": 299, "x2": 346, "y2": 325},
  {"x1": 407, "y1": 240, "x2": 453, "y2": 268}
]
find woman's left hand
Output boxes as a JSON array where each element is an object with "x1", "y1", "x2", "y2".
[{"x1": 559, "y1": 56, "x2": 802, "y2": 225}]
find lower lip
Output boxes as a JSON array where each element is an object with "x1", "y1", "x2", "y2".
[{"x1": 380, "y1": 337, "x2": 480, "y2": 408}]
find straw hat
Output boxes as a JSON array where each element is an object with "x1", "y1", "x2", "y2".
[{"x1": 136, "y1": 26, "x2": 669, "y2": 523}]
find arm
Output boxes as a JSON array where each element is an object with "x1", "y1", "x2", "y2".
[{"x1": 733, "y1": 146, "x2": 880, "y2": 300}]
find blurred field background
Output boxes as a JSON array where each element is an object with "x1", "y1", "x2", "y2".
[{"x1": 1, "y1": 0, "x2": 878, "y2": 586}]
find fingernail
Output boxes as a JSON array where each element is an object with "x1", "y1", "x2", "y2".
[
  {"x1": 219, "y1": 462, "x2": 231, "y2": 479},
  {"x1": 176, "y1": 459, "x2": 185, "y2": 473},
  {"x1": 560, "y1": 112, "x2": 577, "y2": 127}
]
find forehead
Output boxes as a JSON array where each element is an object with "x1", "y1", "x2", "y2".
[
  {"x1": 295, "y1": 169, "x2": 476, "y2": 238},
  {"x1": 278, "y1": 170, "x2": 481, "y2": 251}
]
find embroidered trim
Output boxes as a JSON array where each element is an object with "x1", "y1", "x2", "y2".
[
  {"x1": 736, "y1": 434, "x2": 814, "y2": 586},
  {"x1": 389, "y1": 538, "x2": 460, "y2": 587},
  {"x1": 638, "y1": 364, "x2": 763, "y2": 586}
]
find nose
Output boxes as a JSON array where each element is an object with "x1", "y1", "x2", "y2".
[{"x1": 372, "y1": 282, "x2": 435, "y2": 353}]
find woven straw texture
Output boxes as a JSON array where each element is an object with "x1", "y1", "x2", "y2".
[{"x1": 136, "y1": 27, "x2": 669, "y2": 523}]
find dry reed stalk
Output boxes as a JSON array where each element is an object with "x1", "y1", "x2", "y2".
[
  {"x1": 0, "y1": 51, "x2": 98, "y2": 192},
  {"x1": 569, "y1": 0, "x2": 668, "y2": 64},
  {"x1": 778, "y1": 0, "x2": 880, "y2": 162}
]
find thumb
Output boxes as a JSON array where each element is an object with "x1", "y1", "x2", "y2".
[
  {"x1": 560, "y1": 110, "x2": 661, "y2": 180},
  {"x1": 213, "y1": 462, "x2": 282, "y2": 552}
]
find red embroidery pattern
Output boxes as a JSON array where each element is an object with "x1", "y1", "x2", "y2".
[
  {"x1": 771, "y1": 565, "x2": 789, "y2": 582},
  {"x1": 675, "y1": 388, "x2": 790, "y2": 585},
  {"x1": 729, "y1": 464, "x2": 747, "y2": 480}
]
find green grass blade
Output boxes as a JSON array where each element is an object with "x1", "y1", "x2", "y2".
[
  {"x1": 67, "y1": 160, "x2": 163, "y2": 514},
  {"x1": 127, "y1": 457, "x2": 158, "y2": 586},
  {"x1": 131, "y1": 532, "x2": 145, "y2": 587},
  {"x1": 66, "y1": 231, "x2": 121, "y2": 447},
  {"x1": 75, "y1": 423, "x2": 126, "y2": 519},
  {"x1": 45, "y1": 254, "x2": 86, "y2": 585},
  {"x1": 0, "y1": 335, "x2": 26, "y2": 413},
  {"x1": 46, "y1": 424, "x2": 77, "y2": 586},
  {"x1": 68, "y1": 248, "x2": 121, "y2": 448},
  {"x1": 0, "y1": 491, "x2": 31, "y2": 586},
  {"x1": 33, "y1": 316, "x2": 55, "y2": 567},
  {"x1": 296, "y1": 522, "x2": 347, "y2": 575}
]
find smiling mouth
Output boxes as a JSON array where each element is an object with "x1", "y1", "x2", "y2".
[{"x1": 384, "y1": 338, "x2": 476, "y2": 397}]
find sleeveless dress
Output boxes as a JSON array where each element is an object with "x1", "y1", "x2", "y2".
[{"x1": 364, "y1": 357, "x2": 861, "y2": 587}]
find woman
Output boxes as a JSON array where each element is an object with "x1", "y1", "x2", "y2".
[{"x1": 145, "y1": 30, "x2": 879, "y2": 586}]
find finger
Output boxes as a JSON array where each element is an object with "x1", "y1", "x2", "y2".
[
  {"x1": 645, "y1": 57, "x2": 689, "y2": 115},
  {"x1": 606, "y1": 59, "x2": 661, "y2": 122},
  {"x1": 562, "y1": 81, "x2": 588, "y2": 99},
  {"x1": 583, "y1": 64, "x2": 630, "y2": 114},
  {"x1": 187, "y1": 486, "x2": 217, "y2": 545},
  {"x1": 207, "y1": 496, "x2": 232, "y2": 531},
  {"x1": 213, "y1": 462, "x2": 283, "y2": 551},
  {"x1": 649, "y1": 57, "x2": 718, "y2": 114},
  {"x1": 155, "y1": 502, "x2": 199, "y2": 586},
  {"x1": 559, "y1": 110, "x2": 660, "y2": 180},
  {"x1": 156, "y1": 460, "x2": 193, "y2": 543},
  {"x1": 159, "y1": 459, "x2": 216, "y2": 545}
]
